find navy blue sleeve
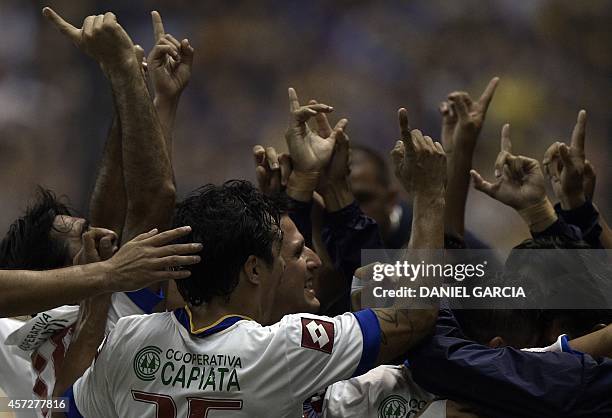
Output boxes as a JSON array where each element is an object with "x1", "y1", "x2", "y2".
[
  {"x1": 408, "y1": 309, "x2": 612, "y2": 417},
  {"x1": 321, "y1": 201, "x2": 384, "y2": 282},
  {"x1": 288, "y1": 198, "x2": 313, "y2": 248},
  {"x1": 555, "y1": 201, "x2": 603, "y2": 248},
  {"x1": 532, "y1": 217, "x2": 584, "y2": 242}
]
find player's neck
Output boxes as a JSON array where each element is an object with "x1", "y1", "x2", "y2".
[{"x1": 188, "y1": 294, "x2": 263, "y2": 328}]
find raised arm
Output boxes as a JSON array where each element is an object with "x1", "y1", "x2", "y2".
[
  {"x1": 371, "y1": 114, "x2": 445, "y2": 364},
  {"x1": 148, "y1": 11, "x2": 194, "y2": 161},
  {"x1": 88, "y1": 46, "x2": 146, "y2": 238},
  {"x1": 43, "y1": 7, "x2": 177, "y2": 243},
  {"x1": 443, "y1": 77, "x2": 499, "y2": 238},
  {"x1": 542, "y1": 110, "x2": 610, "y2": 248},
  {"x1": 470, "y1": 124, "x2": 561, "y2": 234},
  {"x1": 0, "y1": 227, "x2": 201, "y2": 317}
]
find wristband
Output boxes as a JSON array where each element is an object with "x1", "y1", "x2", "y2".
[{"x1": 518, "y1": 198, "x2": 557, "y2": 231}]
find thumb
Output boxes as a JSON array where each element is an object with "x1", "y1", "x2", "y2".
[{"x1": 42, "y1": 7, "x2": 80, "y2": 40}]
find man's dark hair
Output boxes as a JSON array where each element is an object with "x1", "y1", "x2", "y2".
[
  {"x1": 173, "y1": 180, "x2": 282, "y2": 306},
  {"x1": 0, "y1": 187, "x2": 72, "y2": 270},
  {"x1": 351, "y1": 144, "x2": 391, "y2": 187},
  {"x1": 508, "y1": 236, "x2": 612, "y2": 338},
  {"x1": 454, "y1": 236, "x2": 610, "y2": 346}
]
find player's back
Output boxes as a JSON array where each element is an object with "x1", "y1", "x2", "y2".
[{"x1": 71, "y1": 307, "x2": 380, "y2": 418}]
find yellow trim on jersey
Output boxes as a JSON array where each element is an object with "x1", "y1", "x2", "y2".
[{"x1": 184, "y1": 306, "x2": 253, "y2": 334}]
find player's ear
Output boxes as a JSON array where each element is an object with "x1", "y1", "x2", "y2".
[{"x1": 243, "y1": 255, "x2": 261, "y2": 285}]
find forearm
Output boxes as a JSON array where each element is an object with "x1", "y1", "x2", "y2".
[
  {"x1": 89, "y1": 115, "x2": 126, "y2": 236},
  {"x1": 0, "y1": 264, "x2": 110, "y2": 317},
  {"x1": 570, "y1": 324, "x2": 612, "y2": 358},
  {"x1": 445, "y1": 146, "x2": 474, "y2": 237},
  {"x1": 154, "y1": 96, "x2": 179, "y2": 163},
  {"x1": 320, "y1": 179, "x2": 353, "y2": 213},
  {"x1": 409, "y1": 192, "x2": 445, "y2": 250},
  {"x1": 52, "y1": 294, "x2": 111, "y2": 397},
  {"x1": 107, "y1": 61, "x2": 175, "y2": 241}
]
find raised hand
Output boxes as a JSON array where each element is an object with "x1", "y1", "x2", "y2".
[
  {"x1": 390, "y1": 108, "x2": 417, "y2": 192},
  {"x1": 542, "y1": 110, "x2": 588, "y2": 209},
  {"x1": 147, "y1": 11, "x2": 194, "y2": 101},
  {"x1": 252, "y1": 145, "x2": 292, "y2": 196},
  {"x1": 42, "y1": 7, "x2": 135, "y2": 73},
  {"x1": 391, "y1": 124, "x2": 446, "y2": 197},
  {"x1": 309, "y1": 100, "x2": 351, "y2": 193},
  {"x1": 447, "y1": 77, "x2": 499, "y2": 149},
  {"x1": 439, "y1": 101, "x2": 458, "y2": 153},
  {"x1": 284, "y1": 87, "x2": 342, "y2": 174},
  {"x1": 470, "y1": 124, "x2": 547, "y2": 210},
  {"x1": 103, "y1": 226, "x2": 202, "y2": 292}
]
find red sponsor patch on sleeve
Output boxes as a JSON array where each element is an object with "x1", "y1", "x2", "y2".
[{"x1": 300, "y1": 318, "x2": 335, "y2": 354}]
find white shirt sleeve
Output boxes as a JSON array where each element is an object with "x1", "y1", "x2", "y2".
[{"x1": 277, "y1": 309, "x2": 381, "y2": 401}]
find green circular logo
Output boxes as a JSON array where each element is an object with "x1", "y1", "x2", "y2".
[
  {"x1": 378, "y1": 395, "x2": 409, "y2": 418},
  {"x1": 134, "y1": 346, "x2": 162, "y2": 381}
]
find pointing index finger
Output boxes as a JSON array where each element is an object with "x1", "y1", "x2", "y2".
[
  {"x1": 151, "y1": 10, "x2": 165, "y2": 42},
  {"x1": 570, "y1": 109, "x2": 586, "y2": 157},
  {"x1": 42, "y1": 7, "x2": 80, "y2": 39},
  {"x1": 288, "y1": 87, "x2": 300, "y2": 113},
  {"x1": 478, "y1": 76, "x2": 500, "y2": 112}
]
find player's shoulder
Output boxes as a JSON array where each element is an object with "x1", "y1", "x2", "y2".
[{"x1": 112, "y1": 311, "x2": 175, "y2": 338}]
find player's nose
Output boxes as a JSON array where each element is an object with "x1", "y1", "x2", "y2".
[{"x1": 304, "y1": 246, "x2": 322, "y2": 270}]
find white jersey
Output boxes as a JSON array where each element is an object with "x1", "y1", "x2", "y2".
[
  {"x1": 317, "y1": 334, "x2": 575, "y2": 418},
  {"x1": 0, "y1": 318, "x2": 37, "y2": 418},
  {"x1": 321, "y1": 365, "x2": 436, "y2": 418},
  {"x1": 3, "y1": 289, "x2": 163, "y2": 417},
  {"x1": 71, "y1": 307, "x2": 381, "y2": 418}
]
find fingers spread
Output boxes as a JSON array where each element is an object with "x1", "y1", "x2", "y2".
[{"x1": 146, "y1": 226, "x2": 192, "y2": 246}]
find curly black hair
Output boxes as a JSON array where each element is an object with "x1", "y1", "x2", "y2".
[
  {"x1": 0, "y1": 187, "x2": 73, "y2": 270},
  {"x1": 173, "y1": 180, "x2": 282, "y2": 306}
]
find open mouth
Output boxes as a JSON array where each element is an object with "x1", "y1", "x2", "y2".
[{"x1": 304, "y1": 277, "x2": 314, "y2": 290}]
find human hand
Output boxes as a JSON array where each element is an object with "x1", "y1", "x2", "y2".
[
  {"x1": 147, "y1": 11, "x2": 194, "y2": 102},
  {"x1": 102, "y1": 226, "x2": 201, "y2": 292},
  {"x1": 391, "y1": 123, "x2": 446, "y2": 197},
  {"x1": 42, "y1": 7, "x2": 136, "y2": 73},
  {"x1": 542, "y1": 110, "x2": 588, "y2": 209},
  {"x1": 309, "y1": 100, "x2": 350, "y2": 194},
  {"x1": 471, "y1": 124, "x2": 547, "y2": 211},
  {"x1": 252, "y1": 145, "x2": 292, "y2": 196},
  {"x1": 73, "y1": 229, "x2": 118, "y2": 266},
  {"x1": 446, "y1": 77, "x2": 499, "y2": 151}
]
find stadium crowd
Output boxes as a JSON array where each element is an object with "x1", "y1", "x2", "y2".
[{"x1": 0, "y1": 2, "x2": 611, "y2": 418}]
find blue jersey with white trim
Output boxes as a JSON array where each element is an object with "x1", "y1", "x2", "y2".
[{"x1": 71, "y1": 308, "x2": 380, "y2": 418}]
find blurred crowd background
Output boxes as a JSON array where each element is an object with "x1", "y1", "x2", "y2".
[{"x1": 0, "y1": 0, "x2": 609, "y2": 249}]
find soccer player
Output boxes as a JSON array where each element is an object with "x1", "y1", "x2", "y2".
[
  {"x1": 1, "y1": 7, "x2": 193, "y2": 410},
  {"x1": 62, "y1": 154, "x2": 441, "y2": 417}
]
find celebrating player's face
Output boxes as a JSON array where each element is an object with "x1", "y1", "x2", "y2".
[
  {"x1": 269, "y1": 216, "x2": 321, "y2": 323},
  {"x1": 50, "y1": 215, "x2": 117, "y2": 264}
]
